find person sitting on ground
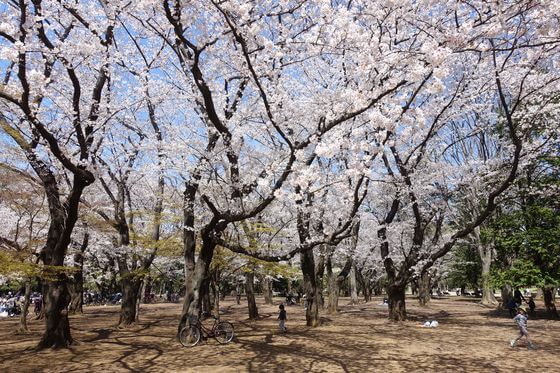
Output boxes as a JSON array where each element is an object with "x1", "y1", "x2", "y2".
[
  {"x1": 507, "y1": 298, "x2": 518, "y2": 317},
  {"x1": 527, "y1": 297, "x2": 536, "y2": 315},
  {"x1": 511, "y1": 307, "x2": 536, "y2": 349}
]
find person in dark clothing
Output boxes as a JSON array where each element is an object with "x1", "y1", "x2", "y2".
[
  {"x1": 507, "y1": 298, "x2": 518, "y2": 317},
  {"x1": 278, "y1": 304, "x2": 287, "y2": 332},
  {"x1": 514, "y1": 288, "x2": 526, "y2": 306},
  {"x1": 527, "y1": 297, "x2": 536, "y2": 315}
]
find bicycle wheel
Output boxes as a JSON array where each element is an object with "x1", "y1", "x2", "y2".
[
  {"x1": 214, "y1": 321, "x2": 234, "y2": 344},
  {"x1": 179, "y1": 325, "x2": 201, "y2": 347}
]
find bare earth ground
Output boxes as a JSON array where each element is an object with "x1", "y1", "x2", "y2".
[{"x1": 1, "y1": 296, "x2": 559, "y2": 373}]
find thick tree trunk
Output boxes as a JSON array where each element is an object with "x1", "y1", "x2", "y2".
[
  {"x1": 68, "y1": 281, "x2": 83, "y2": 315},
  {"x1": 418, "y1": 272, "x2": 431, "y2": 306},
  {"x1": 355, "y1": 268, "x2": 371, "y2": 302},
  {"x1": 349, "y1": 265, "x2": 358, "y2": 305},
  {"x1": 387, "y1": 281, "x2": 407, "y2": 321},
  {"x1": 501, "y1": 284, "x2": 513, "y2": 307},
  {"x1": 326, "y1": 257, "x2": 338, "y2": 313},
  {"x1": 201, "y1": 279, "x2": 211, "y2": 315},
  {"x1": 18, "y1": 280, "x2": 32, "y2": 333},
  {"x1": 315, "y1": 254, "x2": 325, "y2": 309},
  {"x1": 245, "y1": 272, "x2": 259, "y2": 319},
  {"x1": 210, "y1": 276, "x2": 220, "y2": 317},
  {"x1": 39, "y1": 277, "x2": 73, "y2": 348},
  {"x1": 235, "y1": 280, "x2": 241, "y2": 304},
  {"x1": 68, "y1": 233, "x2": 88, "y2": 314},
  {"x1": 178, "y1": 235, "x2": 216, "y2": 336},
  {"x1": 410, "y1": 280, "x2": 418, "y2": 295},
  {"x1": 301, "y1": 250, "x2": 320, "y2": 326},
  {"x1": 38, "y1": 178, "x2": 89, "y2": 348},
  {"x1": 477, "y1": 239, "x2": 498, "y2": 306},
  {"x1": 543, "y1": 287, "x2": 559, "y2": 318},
  {"x1": 118, "y1": 278, "x2": 142, "y2": 327},
  {"x1": 480, "y1": 256, "x2": 497, "y2": 305},
  {"x1": 263, "y1": 277, "x2": 273, "y2": 305}
]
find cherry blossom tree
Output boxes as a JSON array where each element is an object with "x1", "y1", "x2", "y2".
[{"x1": 0, "y1": 0, "x2": 119, "y2": 347}]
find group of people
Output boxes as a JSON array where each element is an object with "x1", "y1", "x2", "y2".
[
  {"x1": 0, "y1": 292, "x2": 42, "y2": 317},
  {"x1": 506, "y1": 288, "x2": 536, "y2": 317}
]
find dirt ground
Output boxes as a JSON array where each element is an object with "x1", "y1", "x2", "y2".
[{"x1": 0, "y1": 296, "x2": 559, "y2": 373}]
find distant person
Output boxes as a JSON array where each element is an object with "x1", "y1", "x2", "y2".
[
  {"x1": 514, "y1": 287, "x2": 525, "y2": 306},
  {"x1": 278, "y1": 304, "x2": 287, "y2": 332},
  {"x1": 510, "y1": 307, "x2": 536, "y2": 349},
  {"x1": 33, "y1": 295, "x2": 42, "y2": 316},
  {"x1": 527, "y1": 297, "x2": 536, "y2": 315}
]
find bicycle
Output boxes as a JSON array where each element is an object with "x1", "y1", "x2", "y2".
[{"x1": 179, "y1": 315, "x2": 234, "y2": 347}]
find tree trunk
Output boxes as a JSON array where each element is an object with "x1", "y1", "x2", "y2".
[
  {"x1": 315, "y1": 254, "x2": 325, "y2": 309},
  {"x1": 263, "y1": 277, "x2": 273, "y2": 305},
  {"x1": 118, "y1": 277, "x2": 141, "y2": 327},
  {"x1": 477, "y1": 238, "x2": 498, "y2": 306},
  {"x1": 68, "y1": 232, "x2": 88, "y2": 314},
  {"x1": 418, "y1": 272, "x2": 431, "y2": 306},
  {"x1": 39, "y1": 277, "x2": 73, "y2": 348},
  {"x1": 18, "y1": 279, "x2": 32, "y2": 333},
  {"x1": 301, "y1": 250, "x2": 320, "y2": 326},
  {"x1": 410, "y1": 280, "x2": 418, "y2": 295},
  {"x1": 387, "y1": 281, "x2": 407, "y2": 321},
  {"x1": 201, "y1": 279, "x2": 211, "y2": 315},
  {"x1": 178, "y1": 235, "x2": 216, "y2": 336},
  {"x1": 543, "y1": 287, "x2": 559, "y2": 318},
  {"x1": 355, "y1": 268, "x2": 371, "y2": 302},
  {"x1": 235, "y1": 280, "x2": 241, "y2": 304},
  {"x1": 326, "y1": 257, "x2": 338, "y2": 313},
  {"x1": 349, "y1": 265, "x2": 358, "y2": 305},
  {"x1": 210, "y1": 276, "x2": 220, "y2": 317},
  {"x1": 245, "y1": 272, "x2": 259, "y2": 319},
  {"x1": 501, "y1": 284, "x2": 513, "y2": 308}
]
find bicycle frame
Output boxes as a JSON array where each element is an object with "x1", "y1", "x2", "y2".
[{"x1": 194, "y1": 318, "x2": 218, "y2": 338}]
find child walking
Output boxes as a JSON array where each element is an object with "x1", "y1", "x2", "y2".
[
  {"x1": 278, "y1": 304, "x2": 287, "y2": 333},
  {"x1": 510, "y1": 307, "x2": 536, "y2": 349}
]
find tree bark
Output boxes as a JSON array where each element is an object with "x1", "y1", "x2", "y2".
[
  {"x1": 69, "y1": 231, "x2": 88, "y2": 314},
  {"x1": 201, "y1": 279, "x2": 212, "y2": 315},
  {"x1": 263, "y1": 277, "x2": 273, "y2": 305},
  {"x1": 475, "y1": 226, "x2": 497, "y2": 306},
  {"x1": 39, "y1": 277, "x2": 73, "y2": 348},
  {"x1": 480, "y1": 251, "x2": 497, "y2": 305},
  {"x1": 178, "y1": 234, "x2": 216, "y2": 336},
  {"x1": 355, "y1": 268, "x2": 371, "y2": 302},
  {"x1": 418, "y1": 272, "x2": 431, "y2": 306},
  {"x1": 38, "y1": 176, "x2": 90, "y2": 349},
  {"x1": 326, "y1": 256, "x2": 338, "y2": 313},
  {"x1": 235, "y1": 280, "x2": 241, "y2": 304},
  {"x1": 387, "y1": 281, "x2": 407, "y2": 321},
  {"x1": 245, "y1": 271, "x2": 259, "y2": 319},
  {"x1": 501, "y1": 284, "x2": 513, "y2": 308},
  {"x1": 210, "y1": 274, "x2": 220, "y2": 317},
  {"x1": 301, "y1": 249, "x2": 320, "y2": 326},
  {"x1": 18, "y1": 279, "x2": 32, "y2": 333},
  {"x1": 543, "y1": 287, "x2": 559, "y2": 318},
  {"x1": 327, "y1": 257, "x2": 353, "y2": 313},
  {"x1": 315, "y1": 254, "x2": 325, "y2": 309},
  {"x1": 118, "y1": 277, "x2": 142, "y2": 327},
  {"x1": 349, "y1": 265, "x2": 358, "y2": 305}
]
